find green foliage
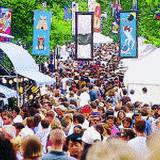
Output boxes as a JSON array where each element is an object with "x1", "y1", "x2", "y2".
[
  {"x1": 138, "y1": 1, "x2": 160, "y2": 46},
  {"x1": 0, "y1": 0, "x2": 159, "y2": 66}
]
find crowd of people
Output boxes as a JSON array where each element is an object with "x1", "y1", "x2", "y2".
[{"x1": 0, "y1": 43, "x2": 160, "y2": 160}]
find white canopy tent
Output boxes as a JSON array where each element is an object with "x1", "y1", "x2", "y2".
[
  {"x1": 124, "y1": 48, "x2": 160, "y2": 85},
  {"x1": 93, "y1": 32, "x2": 113, "y2": 44},
  {"x1": 0, "y1": 42, "x2": 55, "y2": 86},
  {"x1": 0, "y1": 84, "x2": 18, "y2": 98},
  {"x1": 122, "y1": 37, "x2": 157, "y2": 68},
  {"x1": 123, "y1": 48, "x2": 160, "y2": 104}
]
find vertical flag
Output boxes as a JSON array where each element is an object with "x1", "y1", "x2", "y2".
[
  {"x1": 0, "y1": 7, "x2": 12, "y2": 42},
  {"x1": 75, "y1": 12, "x2": 94, "y2": 60},
  {"x1": 64, "y1": 5, "x2": 72, "y2": 20},
  {"x1": 119, "y1": 12, "x2": 138, "y2": 58},
  {"x1": 88, "y1": 0, "x2": 96, "y2": 12},
  {"x1": 72, "y1": 2, "x2": 78, "y2": 35},
  {"x1": 111, "y1": 0, "x2": 122, "y2": 34},
  {"x1": 32, "y1": 10, "x2": 52, "y2": 56},
  {"x1": 132, "y1": 0, "x2": 138, "y2": 11},
  {"x1": 64, "y1": 6, "x2": 69, "y2": 20},
  {"x1": 94, "y1": 3, "x2": 101, "y2": 32}
]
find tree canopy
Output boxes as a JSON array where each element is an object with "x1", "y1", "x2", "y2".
[{"x1": 0, "y1": 0, "x2": 159, "y2": 61}]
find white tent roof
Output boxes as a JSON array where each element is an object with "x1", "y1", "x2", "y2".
[
  {"x1": 0, "y1": 42, "x2": 55, "y2": 86},
  {"x1": 124, "y1": 48, "x2": 160, "y2": 85},
  {"x1": 93, "y1": 33, "x2": 113, "y2": 44},
  {"x1": 0, "y1": 84, "x2": 18, "y2": 98},
  {"x1": 122, "y1": 37, "x2": 157, "y2": 68}
]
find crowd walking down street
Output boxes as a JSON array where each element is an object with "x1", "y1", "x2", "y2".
[{"x1": 0, "y1": 43, "x2": 160, "y2": 160}]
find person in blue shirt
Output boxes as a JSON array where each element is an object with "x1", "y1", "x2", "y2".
[
  {"x1": 42, "y1": 129, "x2": 76, "y2": 160},
  {"x1": 89, "y1": 84, "x2": 97, "y2": 101}
]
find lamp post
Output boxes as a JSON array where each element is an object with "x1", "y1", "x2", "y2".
[{"x1": 54, "y1": 45, "x2": 61, "y2": 72}]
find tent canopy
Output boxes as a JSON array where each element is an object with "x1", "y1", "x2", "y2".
[
  {"x1": 124, "y1": 48, "x2": 160, "y2": 85},
  {"x1": 0, "y1": 84, "x2": 18, "y2": 98},
  {"x1": 122, "y1": 37, "x2": 157, "y2": 68},
  {"x1": 93, "y1": 33, "x2": 113, "y2": 44},
  {"x1": 122, "y1": 38, "x2": 160, "y2": 104},
  {"x1": 0, "y1": 42, "x2": 55, "y2": 86}
]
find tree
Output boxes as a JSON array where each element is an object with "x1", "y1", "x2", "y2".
[{"x1": 0, "y1": 0, "x2": 159, "y2": 60}]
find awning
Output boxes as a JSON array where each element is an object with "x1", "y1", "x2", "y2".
[
  {"x1": 0, "y1": 42, "x2": 55, "y2": 86},
  {"x1": 18, "y1": 71, "x2": 55, "y2": 86},
  {"x1": 0, "y1": 84, "x2": 18, "y2": 98}
]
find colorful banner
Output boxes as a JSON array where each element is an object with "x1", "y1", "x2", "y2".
[
  {"x1": 64, "y1": 5, "x2": 72, "y2": 20},
  {"x1": 119, "y1": 12, "x2": 138, "y2": 58},
  {"x1": 75, "y1": 12, "x2": 94, "y2": 60},
  {"x1": 0, "y1": 8, "x2": 12, "y2": 42},
  {"x1": 88, "y1": 0, "x2": 96, "y2": 12},
  {"x1": 111, "y1": 0, "x2": 122, "y2": 34},
  {"x1": 32, "y1": 10, "x2": 52, "y2": 55},
  {"x1": 132, "y1": 0, "x2": 138, "y2": 11},
  {"x1": 94, "y1": 3, "x2": 101, "y2": 32},
  {"x1": 72, "y1": 2, "x2": 78, "y2": 35}
]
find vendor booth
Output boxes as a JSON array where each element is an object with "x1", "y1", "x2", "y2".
[
  {"x1": 0, "y1": 42, "x2": 55, "y2": 106},
  {"x1": 123, "y1": 47, "x2": 160, "y2": 104},
  {"x1": 0, "y1": 42, "x2": 55, "y2": 86}
]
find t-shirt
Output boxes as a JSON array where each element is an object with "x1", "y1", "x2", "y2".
[
  {"x1": 13, "y1": 115, "x2": 23, "y2": 123},
  {"x1": 128, "y1": 136, "x2": 150, "y2": 160},
  {"x1": 79, "y1": 92, "x2": 90, "y2": 107},
  {"x1": 42, "y1": 151, "x2": 76, "y2": 160}
]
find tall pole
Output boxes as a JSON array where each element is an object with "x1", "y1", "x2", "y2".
[
  {"x1": 16, "y1": 73, "x2": 19, "y2": 107},
  {"x1": 56, "y1": 46, "x2": 59, "y2": 72},
  {"x1": 53, "y1": 49, "x2": 56, "y2": 72}
]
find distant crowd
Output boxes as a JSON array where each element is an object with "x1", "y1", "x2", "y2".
[{"x1": 1, "y1": 43, "x2": 160, "y2": 160}]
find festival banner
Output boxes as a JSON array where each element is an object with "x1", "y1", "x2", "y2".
[
  {"x1": 64, "y1": 5, "x2": 72, "y2": 20},
  {"x1": 94, "y1": 3, "x2": 101, "y2": 32},
  {"x1": 32, "y1": 10, "x2": 52, "y2": 55},
  {"x1": 88, "y1": 0, "x2": 96, "y2": 12},
  {"x1": 119, "y1": 11, "x2": 138, "y2": 58},
  {"x1": 75, "y1": 12, "x2": 94, "y2": 60},
  {"x1": 72, "y1": 2, "x2": 78, "y2": 35},
  {"x1": 111, "y1": 0, "x2": 122, "y2": 34},
  {"x1": 0, "y1": 7, "x2": 12, "y2": 42},
  {"x1": 132, "y1": 0, "x2": 138, "y2": 11}
]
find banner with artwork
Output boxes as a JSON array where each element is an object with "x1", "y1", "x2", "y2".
[
  {"x1": 32, "y1": 10, "x2": 52, "y2": 55},
  {"x1": 119, "y1": 12, "x2": 138, "y2": 58},
  {"x1": 88, "y1": 0, "x2": 96, "y2": 12},
  {"x1": 94, "y1": 3, "x2": 101, "y2": 32},
  {"x1": 0, "y1": 7, "x2": 12, "y2": 42},
  {"x1": 64, "y1": 5, "x2": 72, "y2": 20},
  {"x1": 75, "y1": 12, "x2": 94, "y2": 60},
  {"x1": 72, "y1": 2, "x2": 78, "y2": 35},
  {"x1": 132, "y1": 0, "x2": 138, "y2": 11},
  {"x1": 111, "y1": 0, "x2": 122, "y2": 34}
]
